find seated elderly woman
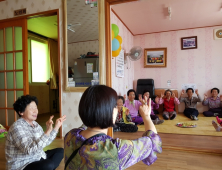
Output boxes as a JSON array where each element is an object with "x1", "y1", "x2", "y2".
[
  {"x1": 5, "y1": 95, "x2": 66, "y2": 170},
  {"x1": 202, "y1": 87, "x2": 222, "y2": 117},
  {"x1": 64, "y1": 85, "x2": 162, "y2": 170},
  {"x1": 159, "y1": 89, "x2": 180, "y2": 120}
]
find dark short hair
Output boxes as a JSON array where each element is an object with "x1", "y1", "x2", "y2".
[
  {"x1": 211, "y1": 88, "x2": 220, "y2": 93},
  {"x1": 127, "y1": 89, "x2": 136, "y2": 96},
  {"x1": 117, "y1": 96, "x2": 125, "y2": 104},
  {"x1": 186, "y1": 88, "x2": 194, "y2": 93},
  {"x1": 142, "y1": 89, "x2": 150, "y2": 96},
  {"x1": 79, "y1": 85, "x2": 117, "y2": 129},
  {"x1": 164, "y1": 89, "x2": 172, "y2": 95},
  {"x1": 13, "y1": 95, "x2": 38, "y2": 117}
]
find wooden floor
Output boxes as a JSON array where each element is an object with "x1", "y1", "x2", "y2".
[
  {"x1": 138, "y1": 113, "x2": 222, "y2": 137},
  {"x1": 1, "y1": 131, "x2": 222, "y2": 170}
]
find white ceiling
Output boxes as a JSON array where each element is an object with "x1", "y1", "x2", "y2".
[
  {"x1": 112, "y1": 0, "x2": 222, "y2": 35},
  {"x1": 67, "y1": 0, "x2": 99, "y2": 43}
]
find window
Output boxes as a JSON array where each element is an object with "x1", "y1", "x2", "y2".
[{"x1": 31, "y1": 39, "x2": 49, "y2": 83}]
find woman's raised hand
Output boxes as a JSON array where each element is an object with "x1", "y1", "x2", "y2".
[
  {"x1": 54, "y1": 115, "x2": 66, "y2": 131},
  {"x1": 138, "y1": 94, "x2": 143, "y2": 103},
  {"x1": 139, "y1": 96, "x2": 151, "y2": 118},
  {"x1": 181, "y1": 89, "x2": 185, "y2": 95},
  {"x1": 125, "y1": 109, "x2": 130, "y2": 115},
  {"x1": 45, "y1": 115, "x2": 54, "y2": 136},
  {"x1": 204, "y1": 94, "x2": 208, "y2": 100},
  {"x1": 160, "y1": 93, "x2": 164, "y2": 98}
]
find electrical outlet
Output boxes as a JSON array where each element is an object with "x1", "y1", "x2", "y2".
[{"x1": 167, "y1": 80, "x2": 171, "y2": 87}]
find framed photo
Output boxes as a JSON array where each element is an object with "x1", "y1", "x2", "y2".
[
  {"x1": 181, "y1": 36, "x2": 197, "y2": 50},
  {"x1": 144, "y1": 48, "x2": 167, "y2": 68}
]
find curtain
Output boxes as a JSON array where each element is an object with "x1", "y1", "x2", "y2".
[{"x1": 48, "y1": 39, "x2": 58, "y2": 89}]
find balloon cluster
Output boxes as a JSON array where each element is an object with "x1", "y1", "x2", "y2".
[{"x1": 112, "y1": 24, "x2": 122, "y2": 57}]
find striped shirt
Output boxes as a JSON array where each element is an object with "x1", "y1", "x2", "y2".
[
  {"x1": 202, "y1": 96, "x2": 222, "y2": 109},
  {"x1": 179, "y1": 95, "x2": 202, "y2": 109},
  {"x1": 5, "y1": 118, "x2": 57, "y2": 170}
]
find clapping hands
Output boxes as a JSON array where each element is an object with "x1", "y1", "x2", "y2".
[{"x1": 45, "y1": 115, "x2": 66, "y2": 136}]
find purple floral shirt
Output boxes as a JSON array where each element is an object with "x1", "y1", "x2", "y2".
[
  {"x1": 202, "y1": 96, "x2": 222, "y2": 109},
  {"x1": 64, "y1": 125, "x2": 162, "y2": 170}
]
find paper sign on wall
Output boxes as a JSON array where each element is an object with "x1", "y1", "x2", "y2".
[
  {"x1": 87, "y1": 63, "x2": 93, "y2": 73},
  {"x1": 182, "y1": 84, "x2": 197, "y2": 90},
  {"x1": 116, "y1": 49, "x2": 124, "y2": 78}
]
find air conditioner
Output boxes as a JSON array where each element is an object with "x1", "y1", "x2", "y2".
[{"x1": 214, "y1": 28, "x2": 222, "y2": 40}]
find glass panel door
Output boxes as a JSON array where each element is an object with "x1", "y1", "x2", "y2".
[{"x1": 0, "y1": 19, "x2": 28, "y2": 127}]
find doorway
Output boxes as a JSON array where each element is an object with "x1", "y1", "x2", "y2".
[
  {"x1": 27, "y1": 14, "x2": 60, "y2": 136},
  {"x1": 0, "y1": 10, "x2": 62, "y2": 137}
]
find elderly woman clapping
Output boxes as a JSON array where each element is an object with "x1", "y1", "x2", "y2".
[{"x1": 5, "y1": 95, "x2": 66, "y2": 170}]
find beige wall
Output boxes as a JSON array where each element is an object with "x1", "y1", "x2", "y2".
[
  {"x1": 0, "y1": 0, "x2": 83, "y2": 136},
  {"x1": 110, "y1": 11, "x2": 134, "y2": 96},
  {"x1": 68, "y1": 40, "x2": 99, "y2": 67}
]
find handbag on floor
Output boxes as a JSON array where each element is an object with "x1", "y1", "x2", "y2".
[{"x1": 65, "y1": 133, "x2": 105, "y2": 170}]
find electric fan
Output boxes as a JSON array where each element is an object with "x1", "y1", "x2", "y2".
[{"x1": 124, "y1": 46, "x2": 143, "y2": 68}]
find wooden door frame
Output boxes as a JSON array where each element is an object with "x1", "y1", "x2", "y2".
[
  {"x1": 104, "y1": 0, "x2": 138, "y2": 86},
  {"x1": 102, "y1": 0, "x2": 138, "y2": 137},
  {"x1": 0, "y1": 9, "x2": 63, "y2": 138},
  {"x1": 0, "y1": 19, "x2": 28, "y2": 129}
]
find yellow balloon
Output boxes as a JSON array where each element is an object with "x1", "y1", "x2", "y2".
[
  {"x1": 115, "y1": 35, "x2": 122, "y2": 44},
  {"x1": 112, "y1": 30, "x2": 114, "y2": 40},
  {"x1": 112, "y1": 46, "x2": 121, "y2": 57}
]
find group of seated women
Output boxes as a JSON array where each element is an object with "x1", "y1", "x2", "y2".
[
  {"x1": 5, "y1": 85, "x2": 162, "y2": 170},
  {"x1": 113, "y1": 87, "x2": 222, "y2": 133}
]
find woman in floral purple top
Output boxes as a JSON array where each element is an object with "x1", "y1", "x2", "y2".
[
  {"x1": 202, "y1": 88, "x2": 222, "y2": 117},
  {"x1": 64, "y1": 85, "x2": 162, "y2": 170}
]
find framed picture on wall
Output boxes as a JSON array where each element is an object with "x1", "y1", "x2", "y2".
[
  {"x1": 144, "y1": 48, "x2": 167, "y2": 68},
  {"x1": 181, "y1": 36, "x2": 197, "y2": 50}
]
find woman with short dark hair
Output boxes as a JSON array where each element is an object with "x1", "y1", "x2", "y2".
[
  {"x1": 179, "y1": 88, "x2": 202, "y2": 120},
  {"x1": 159, "y1": 89, "x2": 180, "y2": 120},
  {"x1": 123, "y1": 89, "x2": 143, "y2": 125},
  {"x1": 202, "y1": 87, "x2": 222, "y2": 117},
  {"x1": 64, "y1": 85, "x2": 162, "y2": 170},
  {"x1": 5, "y1": 95, "x2": 66, "y2": 170}
]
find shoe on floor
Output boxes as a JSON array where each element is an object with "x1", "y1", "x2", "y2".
[
  {"x1": 152, "y1": 118, "x2": 158, "y2": 125},
  {"x1": 190, "y1": 115, "x2": 198, "y2": 121},
  {"x1": 214, "y1": 113, "x2": 219, "y2": 117},
  {"x1": 157, "y1": 119, "x2": 164, "y2": 125},
  {"x1": 163, "y1": 114, "x2": 169, "y2": 120},
  {"x1": 170, "y1": 114, "x2": 176, "y2": 120}
]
